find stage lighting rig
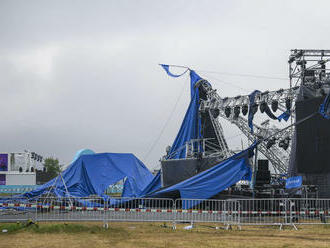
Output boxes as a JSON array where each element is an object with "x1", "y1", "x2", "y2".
[
  {"x1": 197, "y1": 49, "x2": 330, "y2": 174},
  {"x1": 198, "y1": 79, "x2": 292, "y2": 174},
  {"x1": 289, "y1": 49, "x2": 330, "y2": 88}
]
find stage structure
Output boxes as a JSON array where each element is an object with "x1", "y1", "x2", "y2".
[
  {"x1": 161, "y1": 49, "x2": 330, "y2": 197},
  {"x1": 288, "y1": 50, "x2": 330, "y2": 197},
  {"x1": 19, "y1": 49, "x2": 330, "y2": 203},
  {"x1": 197, "y1": 50, "x2": 330, "y2": 174}
]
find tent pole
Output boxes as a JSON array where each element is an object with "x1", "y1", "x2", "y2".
[
  {"x1": 43, "y1": 173, "x2": 60, "y2": 205},
  {"x1": 59, "y1": 172, "x2": 73, "y2": 207}
]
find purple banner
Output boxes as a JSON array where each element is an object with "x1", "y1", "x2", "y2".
[
  {"x1": 0, "y1": 174, "x2": 5, "y2": 185},
  {"x1": 0, "y1": 154, "x2": 8, "y2": 171}
]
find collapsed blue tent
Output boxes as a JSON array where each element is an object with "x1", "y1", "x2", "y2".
[
  {"x1": 138, "y1": 170, "x2": 161, "y2": 197},
  {"x1": 147, "y1": 145, "x2": 253, "y2": 201},
  {"x1": 166, "y1": 70, "x2": 205, "y2": 159},
  {"x1": 155, "y1": 66, "x2": 254, "y2": 202},
  {"x1": 23, "y1": 153, "x2": 154, "y2": 199},
  {"x1": 21, "y1": 67, "x2": 254, "y2": 203}
]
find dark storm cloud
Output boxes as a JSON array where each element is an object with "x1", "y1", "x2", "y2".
[{"x1": 0, "y1": 0, "x2": 329, "y2": 168}]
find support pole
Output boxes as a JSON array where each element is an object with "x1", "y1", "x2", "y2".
[
  {"x1": 59, "y1": 172, "x2": 73, "y2": 207},
  {"x1": 251, "y1": 145, "x2": 258, "y2": 198}
]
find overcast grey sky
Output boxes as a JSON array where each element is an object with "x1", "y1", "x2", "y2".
[{"x1": 0, "y1": 0, "x2": 329, "y2": 169}]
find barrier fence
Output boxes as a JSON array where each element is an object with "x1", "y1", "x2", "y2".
[{"x1": 0, "y1": 197, "x2": 329, "y2": 228}]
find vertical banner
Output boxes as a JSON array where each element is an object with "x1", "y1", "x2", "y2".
[
  {"x1": 0, "y1": 154, "x2": 8, "y2": 171},
  {"x1": 0, "y1": 174, "x2": 5, "y2": 185}
]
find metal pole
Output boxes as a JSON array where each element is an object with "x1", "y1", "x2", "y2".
[
  {"x1": 252, "y1": 145, "x2": 258, "y2": 198},
  {"x1": 289, "y1": 54, "x2": 295, "y2": 145}
]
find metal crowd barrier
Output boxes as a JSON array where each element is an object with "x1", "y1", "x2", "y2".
[
  {"x1": 0, "y1": 197, "x2": 329, "y2": 228},
  {"x1": 174, "y1": 199, "x2": 240, "y2": 227},
  {"x1": 234, "y1": 198, "x2": 330, "y2": 227}
]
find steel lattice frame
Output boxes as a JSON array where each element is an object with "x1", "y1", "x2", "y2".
[{"x1": 198, "y1": 49, "x2": 330, "y2": 174}]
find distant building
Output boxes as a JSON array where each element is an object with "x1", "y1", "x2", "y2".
[{"x1": 0, "y1": 151, "x2": 45, "y2": 185}]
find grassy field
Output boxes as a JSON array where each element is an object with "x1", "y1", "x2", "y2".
[{"x1": 0, "y1": 222, "x2": 329, "y2": 248}]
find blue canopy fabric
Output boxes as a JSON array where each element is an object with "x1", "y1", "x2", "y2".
[
  {"x1": 23, "y1": 153, "x2": 154, "y2": 199},
  {"x1": 320, "y1": 92, "x2": 330, "y2": 119},
  {"x1": 167, "y1": 70, "x2": 203, "y2": 159},
  {"x1": 277, "y1": 110, "x2": 291, "y2": 122},
  {"x1": 148, "y1": 145, "x2": 254, "y2": 204},
  {"x1": 160, "y1": 64, "x2": 189, "y2": 78},
  {"x1": 248, "y1": 90, "x2": 260, "y2": 133},
  {"x1": 139, "y1": 171, "x2": 161, "y2": 197}
]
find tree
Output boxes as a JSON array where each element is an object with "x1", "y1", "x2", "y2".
[{"x1": 43, "y1": 157, "x2": 62, "y2": 179}]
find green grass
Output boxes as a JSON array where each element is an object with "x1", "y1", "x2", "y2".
[
  {"x1": 0, "y1": 222, "x2": 107, "y2": 234},
  {"x1": 0, "y1": 222, "x2": 330, "y2": 248},
  {"x1": 31, "y1": 223, "x2": 104, "y2": 233},
  {"x1": 0, "y1": 222, "x2": 26, "y2": 233}
]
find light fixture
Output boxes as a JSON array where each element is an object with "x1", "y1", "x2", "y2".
[
  {"x1": 224, "y1": 107, "x2": 231, "y2": 118},
  {"x1": 242, "y1": 105, "x2": 248, "y2": 116},
  {"x1": 259, "y1": 102, "x2": 267, "y2": 113},
  {"x1": 285, "y1": 98, "x2": 292, "y2": 110},
  {"x1": 266, "y1": 137, "x2": 276, "y2": 149},
  {"x1": 234, "y1": 106, "x2": 240, "y2": 118},
  {"x1": 211, "y1": 109, "x2": 220, "y2": 118},
  {"x1": 271, "y1": 100, "x2": 278, "y2": 112}
]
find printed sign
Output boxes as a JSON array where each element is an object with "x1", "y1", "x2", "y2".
[{"x1": 285, "y1": 176, "x2": 302, "y2": 189}]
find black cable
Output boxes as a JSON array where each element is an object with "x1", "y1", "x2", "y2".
[
  {"x1": 257, "y1": 112, "x2": 318, "y2": 145},
  {"x1": 197, "y1": 69, "x2": 287, "y2": 81},
  {"x1": 143, "y1": 78, "x2": 188, "y2": 163}
]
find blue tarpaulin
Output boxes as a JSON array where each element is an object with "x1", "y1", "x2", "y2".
[
  {"x1": 139, "y1": 171, "x2": 161, "y2": 196},
  {"x1": 278, "y1": 110, "x2": 291, "y2": 122},
  {"x1": 160, "y1": 64, "x2": 189, "y2": 78},
  {"x1": 320, "y1": 92, "x2": 330, "y2": 119},
  {"x1": 148, "y1": 145, "x2": 254, "y2": 202},
  {"x1": 23, "y1": 153, "x2": 154, "y2": 199},
  {"x1": 248, "y1": 90, "x2": 260, "y2": 133},
  {"x1": 167, "y1": 70, "x2": 203, "y2": 159}
]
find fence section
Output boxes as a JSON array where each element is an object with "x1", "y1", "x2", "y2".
[
  {"x1": 1, "y1": 197, "x2": 330, "y2": 226},
  {"x1": 235, "y1": 198, "x2": 330, "y2": 226},
  {"x1": 174, "y1": 199, "x2": 240, "y2": 225},
  {"x1": 0, "y1": 197, "x2": 37, "y2": 222}
]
